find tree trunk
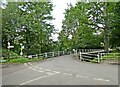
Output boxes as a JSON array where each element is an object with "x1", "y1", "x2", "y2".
[
  {"x1": 104, "y1": 28, "x2": 109, "y2": 53},
  {"x1": 103, "y1": 3, "x2": 109, "y2": 53}
]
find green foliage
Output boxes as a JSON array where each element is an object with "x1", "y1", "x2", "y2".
[
  {"x1": 59, "y1": 2, "x2": 119, "y2": 51},
  {"x1": 101, "y1": 53, "x2": 120, "y2": 60},
  {"x1": 2, "y1": 49, "x2": 19, "y2": 59},
  {"x1": 90, "y1": 59, "x2": 98, "y2": 63},
  {"x1": 109, "y1": 2, "x2": 120, "y2": 48},
  {"x1": 2, "y1": 2, "x2": 55, "y2": 55},
  {"x1": 5, "y1": 58, "x2": 43, "y2": 63},
  {"x1": 59, "y1": 2, "x2": 106, "y2": 50},
  {"x1": 111, "y1": 49, "x2": 120, "y2": 53}
]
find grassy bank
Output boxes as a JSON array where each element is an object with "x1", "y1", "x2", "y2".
[
  {"x1": 1, "y1": 57, "x2": 43, "y2": 64},
  {"x1": 90, "y1": 49, "x2": 120, "y2": 63}
]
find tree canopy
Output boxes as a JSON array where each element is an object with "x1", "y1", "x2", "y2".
[
  {"x1": 2, "y1": 2, "x2": 55, "y2": 55},
  {"x1": 1, "y1": 1, "x2": 120, "y2": 56},
  {"x1": 58, "y1": 2, "x2": 120, "y2": 52}
]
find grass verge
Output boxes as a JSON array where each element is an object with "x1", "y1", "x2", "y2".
[{"x1": 1, "y1": 57, "x2": 43, "y2": 64}]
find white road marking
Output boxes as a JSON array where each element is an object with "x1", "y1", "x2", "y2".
[
  {"x1": 28, "y1": 66, "x2": 44, "y2": 72},
  {"x1": 25, "y1": 64, "x2": 110, "y2": 83},
  {"x1": 28, "y1": 67, "x2": 37, "y2": 71},
  {"x1": 93, "y1": 78, "x2": 110, "y2": 82},
  {"x1": 19, "y1": 74, "x2": 52, "y2": 85},
  {"x1": 33, "y1": 66, "x2": 43, "y2": 70},
  {"x1": 34, "y1": 66, "x2": 39, "y2": 68},
  {"x1": 36, "y1": 70, "x2": 44, "y2": 72},
  {"x1": 38, "y1": 68, "x2": 43, "y2": 69},
  {"x1": 75, "y1": 75, "x2": 88, "y2": 78},
  {"x1": 62, "y1": 73, "x2": 72, "y2": 76},
  {"x1": 32, "y1": 68, "x2": 37, "y2": 70},
  {"x1": 52, "y1": 71, "x2": 60, "y2": 74},
  {"x1": 46, "y1": 72, "x2": 53, "y2": 75},
  {"x1": 28, "y1": 67, "x2": 32, "y2": 69},
  {"x1": 44, "y1": 69, "x2": 51, "y2": 71}
]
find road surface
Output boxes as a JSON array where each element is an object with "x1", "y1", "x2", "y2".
[{"x1": 2, "y1": 55, "x2": 118, "y2": 86}]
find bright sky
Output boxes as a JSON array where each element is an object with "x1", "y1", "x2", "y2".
[{"x1": 51, "y1": 0, "x2": 77, "y2": 41}]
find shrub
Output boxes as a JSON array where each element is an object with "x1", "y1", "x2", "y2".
[{"x1": 2, "y1": 49, "x2": 19, "y2": 60}]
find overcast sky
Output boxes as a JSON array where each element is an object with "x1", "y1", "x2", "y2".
[{"x1": 51, "y1": 0, "x2": 77, "y2": 41}]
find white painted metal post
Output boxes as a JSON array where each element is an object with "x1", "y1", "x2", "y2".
[
  {"x1": 97, "y1": 54, "x2": 100, "y2": 63},
  {"x1": 100, "y1": 53, "x2": 103, "y2": 61},
  {"x1": 36, "y1": 54, "x2": 38, "y2": 58},
  {"x1": 79, "y1": 52, "x2": 82, "y2": 60},
  {"x1": 52, "y1": 52, "x2": 54, "y2": 57},
  {"x1": 45, "y1": 53, "x2": 47, "y2": 58}
]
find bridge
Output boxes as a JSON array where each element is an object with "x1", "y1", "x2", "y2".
[{"x1": 2, "y1": 54, "x2": 118, "y2": 86}]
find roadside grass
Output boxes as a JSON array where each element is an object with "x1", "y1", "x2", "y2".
[
  {"x1": 90, "y1": 59, "x2": 98, "y2": 63},
  {"x1": 101, "y1": 53, "x2": 120, "y2": 60},
  {"x1": 1, "y1": 57, "x2": 43, "y2": 64},
  {"x1": 90, "y1": 50, "x2": 120, "y2": 63}
]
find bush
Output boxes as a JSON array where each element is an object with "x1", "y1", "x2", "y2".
[
  {"x1": 2, "y1": 49, "x2": 19, "y2": 59},
  {"x1": 6, "y1": 58, "x2": 43, "y2": 63}
]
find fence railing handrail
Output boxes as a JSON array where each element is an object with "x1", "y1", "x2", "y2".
[{"x1": 1, "y1": 49, "x2": 109, "y2": 62}]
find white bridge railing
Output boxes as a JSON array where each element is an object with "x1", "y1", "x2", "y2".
[{"x1": 1, "y1": 49, "x2": 104, "y2": 62}]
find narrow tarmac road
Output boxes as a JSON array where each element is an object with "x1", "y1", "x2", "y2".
[{"x1": 2, "y1": 55, "x2": 118, "y2": 86}]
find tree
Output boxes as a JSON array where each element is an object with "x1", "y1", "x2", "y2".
[
  {"x1": 86, "y1": 2, "x2": 117, "y2": 52},
  {"x1": 2, "y1": 2, "x2": 55, "y2": 55},
  {"x1": 59, "y1": 2, "x2": 117, "y2": 52},
  {"x1": 59, "y1": 2, "x2": 104, "y2": 50},
  {"x1": 109, "y1": 2, "x2": 120, "y2": 48}
]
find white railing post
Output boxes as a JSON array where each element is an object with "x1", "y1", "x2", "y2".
[
  {"x1": 36, "y1": 54, "x2": 38, "y2": 58},
  {"x1": 52, "y1": 52, "x2": 54, "y2": 57},
  {"x1": 79, "y1": 52, "x2": 82, "y2": 60},
  {"x1": 97, "y1": 54, "x2": 100, "y2": 63},
  {"x1": 45, "y1": 53, "x2": 47, "y2": 58},
  {"x1": 100, "y1": 53, "x2": 103, "y2": 61}
]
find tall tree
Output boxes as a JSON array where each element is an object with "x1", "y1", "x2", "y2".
[
  {"x1": 2, "y1": 2, "x2": 54, "y2": 55},
  {"x1": 86, "y1": 2, "x2": 116, "y2": 52},
  {"x1": 109, "y1": 2, "x2": 120, "y2": 48},
  {"x1": 59, "y1": 2, "x2": 117, "y2": 52}
]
